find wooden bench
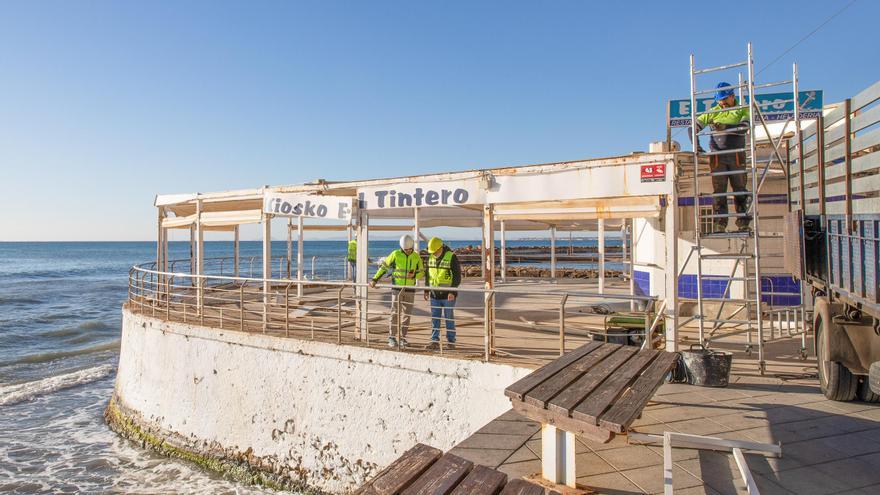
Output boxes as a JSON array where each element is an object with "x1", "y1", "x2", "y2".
[
  {"x1": 504, "y1": 341, "x2": 679, "y2": 487},
  {"x1": 356, "y1": 443, "x2": 556, "y2": 495}
]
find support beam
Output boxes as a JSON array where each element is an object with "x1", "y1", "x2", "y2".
[
  {"x1": 356, "y1": 211, "x2": 370, "y2": 340},
  {"x1": 480, "y1": 216, "x2": 487, "y2": 279},
  {"x1": 628, "y1": 220, "x2": 636, "y2": 312},
  {"x1": 347, "y1": 222, "x2": 353, "y2": 282},
  {"x1": 262, "y1": 214, "x2": 272, "y2": 306},
  {"x1": 413, "y1": 207, "x2": 420, "y2": 253},
  {"x1": 500, "y1": 220, "x2": 507, "y2": 283},
  {"x1": 297, "y1": 216, "x2": 304, "y2": 299},
  {"x1": 483, "y1": 205, "x2": 495, "y2": 356},
  {"x1": 287, "y1": 218, "x2": 293, "y2": 278},
  {"x1": 156, "y1": 207, "x2": 165, "y2": 290},
  {"x1": 598, "y1": 219, "x2": 605, "y2": 293},
  {"x1": 541, "y1": 424, "x2": 576, "y2": 488},
  {"x1": 664, "y1": 195, "x2": 679, "y2": 352},
  {"x1": 195, "y1": 199, "x2": 204, "y2": 311},
  {"x1": 233, "y1": 225, "x2": 240, "y2": 278},
  {"x1": 550, "y1": 226, "x2": 556, "y2": 280}
]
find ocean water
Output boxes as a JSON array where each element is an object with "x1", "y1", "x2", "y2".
[{"x1": 0, "y1": 239, "x2": 616, "y2": 493}]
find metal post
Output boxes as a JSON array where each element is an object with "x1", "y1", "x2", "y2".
[
  {"x1": 297, "y1": 216, "x2": 304, "y2": 299},
  {"x1": 630, "y1": 219, "x2": 637, "y2": 312},
  {"x1": 818, "y1": 113, "x2": 827, "y2": 216},
  {"x1": 356, "y1": 210, "x2": 370, "y2": 341},
  {"x1": 541, "y1": 424, "x2": 576, "y2": 488},
  {"x1": 156, "y1": 207, "x2": 164, "y2": 295},
  {"x1": 483, "y1": 204, "x2": 495, "y2": 356},
  {"x1": 500, "y1": 220, "x2": 507, "y2": 283},
  {"x1": 598, "y1": 219, "x2": 605, "y2": 293},
  {"x1": 413, "y1": 207, "x2": 420, "y2": 253},
  {"x1": 337, "y1": 287, "x2": 343, "y2": 344},
  {"x1": 233, "y1": 225, "x2": 240, "y2": 278},
  {"x1": 689, "y1": 53, "x2": 706, "y2": 345},
  {"x1": 285, "y1": 284, "x2": 290, "y2": 337},
  {"x1": 262, "y1": 214, "x2": 272, "y2": 331},
  {"x1": 844, "y1": 98, "x2": 853, "y2": 232},
  {"x1": 559, "y1": 294, "x2": 568, "y2": 356},
  {"x1": 747, "y1": 42, "x2": 766, "y2": 373},
  {"x1": 793, "y1": 63, "x2": 804, "y2": 214},
  {"x1": 239, "y1": 284, "x2": 244, "y2": 331},
  {"x1": 287, "y1": 217, "x2": 293, "y2": 278},
  {"x1": 195, "y1": 199, "x2": 204, "y2": 313},
  {"x1": 347, "y1": 222, "x2": 353, "y2": 281},
  {"x1": 550, "y1": 226, "x2": 557, "y2": 280}
]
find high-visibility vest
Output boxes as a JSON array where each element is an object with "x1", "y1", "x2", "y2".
[
  {"x1": 428, "y1": 251, "x2": 454, "y2": 287},
  {"x1": 346, "y1": 240, "x2": 357, "y2": 262},
  {"x1": 373, "y1": 249, "x2": 424, "y2": 286}
]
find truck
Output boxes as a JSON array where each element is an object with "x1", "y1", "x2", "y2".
[{"x1": 786, "y1": 78, "x2": 880, "y2": 401}]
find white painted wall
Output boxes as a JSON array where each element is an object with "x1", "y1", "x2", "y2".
[{"x1": 115, "y1": 309, "x2": 531, "y2": 494}]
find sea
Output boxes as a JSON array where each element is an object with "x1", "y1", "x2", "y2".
[{"x1": 0, "y1": 239, "x2": 619, "y2": 493}]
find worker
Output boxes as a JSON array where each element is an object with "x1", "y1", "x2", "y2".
[
  {"x1": 424, "y1": 237, "x2": 462, "y2": 350},
  {"x1": 346, "y1": 239, "x2": 357, "y2": 282},
  {"x1": 693, "y1": 82, "x2": 751, "y2": 233},
  {"x1": 369, "y1": 234, "x2": 424, "y2": 348}
]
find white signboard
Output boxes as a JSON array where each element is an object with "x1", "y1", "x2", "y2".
[
  {"x1": 358, "y1": 180, "x2": 485, "y2": 210},
  {"x1": 263, "y1": 193, "x2": 354, "y2": 221}
]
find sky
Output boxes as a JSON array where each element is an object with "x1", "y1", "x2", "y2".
[{"x1": 1, "y1": 0, "x2": 877, "y2": 241}]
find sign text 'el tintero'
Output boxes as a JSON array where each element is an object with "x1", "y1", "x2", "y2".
[{"x1": 358, "y1": 181, "x2": 485, "y2": 210}]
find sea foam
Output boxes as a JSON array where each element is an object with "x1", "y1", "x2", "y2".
[{"x1": 0, "y1": 364, "x2": 115, "y2": 406}]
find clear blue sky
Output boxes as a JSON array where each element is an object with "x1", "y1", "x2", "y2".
[{"x1": 1, "y1": 0, "x2": 876, "y2": 241}]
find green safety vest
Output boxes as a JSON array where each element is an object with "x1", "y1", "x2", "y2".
[
  {"x1": 346, "y1": 241, "x2": 357, "y2": 262},
  {"x1": 697, "y1": 100, "x2": 749, "y2": 127},
  {"x1": 373, "y1": 249, "x2": 424, "y2": 286},
  {"x1": 428, "y1": 251, "x2": 454, "y2": 287}
]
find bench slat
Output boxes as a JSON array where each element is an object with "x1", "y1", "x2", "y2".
[
  {"x1": 402, "y1": 453, "x2": 473, "y2": 495},
  {"x1": 448, "y1": 465, "x2": 507, "y2": 495},
  {"x1": 499, "y1": 478, "x2": 545, "y2": 495},
  {"x1": 599, "y1": 353, "x2": 679, "y2": 433},
  {"x1": 359, "y1": 443, "x2": 442, "y2": 495},
  {"x1": 546, "y1": 345, "x2": 637, "y2": 416},
  {"x1": 523, "y1": 343, "x2": 619, "y2": 408},
  {"x1": 572, "y1": 350, "x2": 659, "y2": 425},
  {"x1": 504, "y1": 341, "x2": 602, "y2": 401}
]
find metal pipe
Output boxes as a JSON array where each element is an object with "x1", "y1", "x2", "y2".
[
  {"x1": 693, "y1": 60, "x2": 747, "y2": 74},
  {"x1": 598, "y1": 219, "x2": 605, "y2": 293},
  {"x1": 690, "y1": 53, "x2": 706, "y2": 345},
  {"x1": 747, "y1": 42, "x2": 766, "y2": 374}
]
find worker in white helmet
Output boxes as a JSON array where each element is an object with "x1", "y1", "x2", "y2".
[{"x1": 369, "y1": 234, "x2": 424, "y2": 348}]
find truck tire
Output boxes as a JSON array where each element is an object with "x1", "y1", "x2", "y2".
[
  {"x1": 858, "y1": 376, "x2": 880, "y2": 403},
  {"x1": 815, "y1": 297, "x2": 858, "y2": 401}
]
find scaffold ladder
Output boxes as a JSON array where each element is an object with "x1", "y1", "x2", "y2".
[{"x1": 687, "y1": 43, "x2": 803, "y2": 374}]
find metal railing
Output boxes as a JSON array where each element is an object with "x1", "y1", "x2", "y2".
[{"x1": 128, "y1": 259, "x2": 656, "y2": 367}]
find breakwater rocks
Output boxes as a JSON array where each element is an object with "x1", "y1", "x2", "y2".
[{"x1": 461, "y1": 265, "x2": 625, "y2": 279}]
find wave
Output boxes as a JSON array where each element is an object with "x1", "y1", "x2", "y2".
[
  {"x1": 0, "y1": 341, "x2": 119, "y2": 367},
  {"x1": 0, "y1": 295, "x2": 41, "y2": 305},
  {"x1": 0, "y1": 364, "x2": 114, "y2": 406},
  {"x1": 40, "y1": 320, "x2": 112, "y2": 338}
]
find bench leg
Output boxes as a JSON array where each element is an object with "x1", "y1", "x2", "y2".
[{"x1": 541, "y1": 424, "x2": 576, "y2": 488}]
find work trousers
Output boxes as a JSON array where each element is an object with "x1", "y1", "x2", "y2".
[
  {"x1": 709, "y1": 152, "x2": 751, "y2": 229},
  {"x1": 430, "y1": 297, "x2": 457, "y2": 343},
  {"x1": 389, "y1": 288, "x2": 415, "y2": 338}
]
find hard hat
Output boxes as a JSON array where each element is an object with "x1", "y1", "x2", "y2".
[
  {"x1": 428, "y1": 237, "x2": 443, "y2": 253},
  {"x1": 399, "y1": 235, "x2": 414, "y2": 250},
  {"x1": 714, "y1": 82, "x2": 735, "y2": 102}
]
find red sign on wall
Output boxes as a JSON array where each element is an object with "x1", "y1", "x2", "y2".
[{"x1": 640, "y1": 163, "x2": 666, "y2": 182}]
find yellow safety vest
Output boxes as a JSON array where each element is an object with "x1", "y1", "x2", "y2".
[
  {"x1": 428, "y1": 251, "x2": 454, "y2": 287},
  {"x1": 346, "y1": 241, "x2": 357, "y2": 262},
  {"x1": 373, "y1": 249, "x2": 424, "y2": 286}
]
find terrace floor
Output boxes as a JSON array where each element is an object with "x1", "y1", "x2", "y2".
[{"x1": 450, "y1": 335, "x2": 880, "y2": 494}]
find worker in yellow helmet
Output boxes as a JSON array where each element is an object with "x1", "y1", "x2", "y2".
[
  {"x1": 424, "y1": 237, "x2": 462, "y2": 350},
  {"x1": 369, "y1": 234, "x2": 424, "y2": 348},
  {"x1": 346, "y1": 239, "x2": 357, "y2": 282}
]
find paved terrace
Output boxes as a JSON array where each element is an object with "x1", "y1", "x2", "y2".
[{"x1": 450, "y1": 335, "x2": 880, "y2": 495}]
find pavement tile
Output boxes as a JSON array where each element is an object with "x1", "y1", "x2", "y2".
[
  {"x1": 577, "y1": 471, "x2": 645, "y2": 494},
  {"x1": 619, "y1": 463, "x2": 702, "y2": 494},
  {"x1": 456, "y1": 432, "x2": 531, "y2": 451},
  {"x1": 744, "y1": 453, "x2": 805, "y2": 475},
  {"x1": 595, "y1": 446, "x2": 663, "y2": 471},
  {"x1": 669, "y1": 486, "x2": 722, "y2": 495},
  {"x1": 811, "y1": 456, "x2": 880, "y2": 490},
  {"x1": 496, "y1": 458, "x2": 542, "y2": 480},
  {"x1": 575, "y1": 451, "x2": 617, "y2": 477},
  {"x1": 580, "y1": 433, "x2": 630, "y2": 452},
  {"x1": 502, "y1": 445, "x2": 538, "y2": 464},
  {"x1": 475, "y1": 418, "x2": 541, "y2": 436},
  {"x1": 666, "y1": 417, "x2": 734, "y2": 436},
  {"x1": 447, "y1": 446, "x2": 514, "y2": 469},
  {"x1": 751, "y1": 473, "x2": 798, "y2": 495},
  {"x1": 760, "y1": 465, "x2": 850, "y2": 494},
  {"x1": 705, "y1": 411, "x2": 769, "y2": 431},
  {"x1": 675, "y1": 451, "x2": 739, "y2": 486}
]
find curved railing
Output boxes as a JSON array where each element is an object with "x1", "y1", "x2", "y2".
[{"x1": 128, "y1": 259, "x2": 657, "y2": 367}]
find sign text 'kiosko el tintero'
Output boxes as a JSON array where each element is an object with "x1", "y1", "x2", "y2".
[
  {"x1": 263, "y1": 193, "x2": 354, "y2": 220},
  {"x1": 358, "y1": 181, "x2": 485, "y2": 210}
]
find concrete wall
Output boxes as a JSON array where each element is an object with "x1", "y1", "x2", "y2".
[{"x1": 113, "y1": 308, "x2": 531, "y2": 494}]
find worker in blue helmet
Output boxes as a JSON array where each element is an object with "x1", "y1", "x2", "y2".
[{"x1": 690, "y1": 82, "x2": 752, "y2": 232}]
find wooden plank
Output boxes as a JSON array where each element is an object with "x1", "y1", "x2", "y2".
[
  {"x1": 510, "y1": 400, "x2": 613, "y2": 444},
  {"x1": 572, "y1": 350, "x2": 659, "y2": 425},
  {"x1": 598, "y1": 353, "x2": 679, "y2": 433},
  {"x1": 402, "y1": 453, "x2": 473, "y2": 495},
  {"x1": 546, "y1": 346, "x2": 637, "y2": 416},
  {"x1": 504, "y1": 341, "x2": 603, "y2": 401},
  {"x1": 448, "y1": 465, "x2": 507, "y2": 495},
  {"x1": 853, "y1": 103, "x2": 880, "y2": 134},
  {"x1": 358, "y1": 443, "x2": 443, "y2": 495},
  {"x1": 523, "y1": 343, "x2": 619, "y2": 409},
  {"x1": 498, "y1": 478, "x2": 545, "y2": 495}
]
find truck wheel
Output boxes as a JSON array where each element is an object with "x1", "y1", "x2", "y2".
[
  {"x1": 815, "y1": 297, "x2": 858, "y2": 401},
  {"x1": 858, "y1": 377, "x2": 880, "y2": 403}
]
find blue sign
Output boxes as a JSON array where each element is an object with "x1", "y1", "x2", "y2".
[{"x1": 668, "y1": 90, "x2": 823, "y2": 127}]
